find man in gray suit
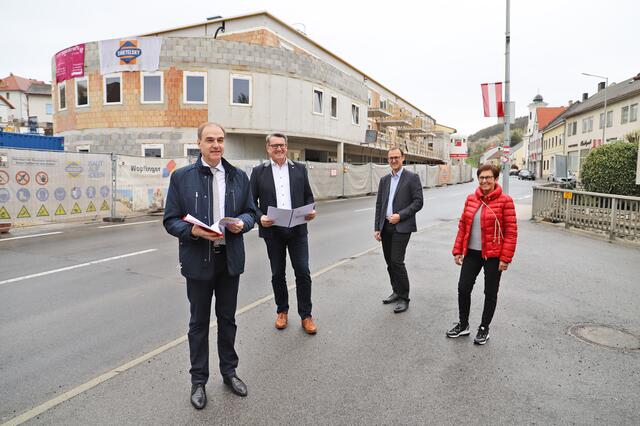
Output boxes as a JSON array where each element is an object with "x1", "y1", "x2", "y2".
[{"x1": 374, "y1": 147, "x2": 424, "y2": 313}]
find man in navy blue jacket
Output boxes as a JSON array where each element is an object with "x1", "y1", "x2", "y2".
[{"x1": 163, "y1": 122, "x2": 256, "y2": 410}]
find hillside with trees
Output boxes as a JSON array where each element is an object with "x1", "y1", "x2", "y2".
[{"x1": 465, "y1": 116, "x2": 528, "y2": 167}]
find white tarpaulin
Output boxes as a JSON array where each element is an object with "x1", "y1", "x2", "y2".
[
  {"x1": 343, "y1": 164, "x2": 372, "y2": 197},
  {"x1": 426, "y1": 166, "x2": 439, "y2": 188},
  {"x1": 115, "y1": 155, "x2": 188, "y2": 216},
  {"x1": 307, "y1": 162, "x2": 343, "y2": 200},
  {"x1": 0, "y1": 149, "x2": 112, "y2": 226},
  {"x1": 99, "y1": 37, "x2": 162, "y2": 75}
]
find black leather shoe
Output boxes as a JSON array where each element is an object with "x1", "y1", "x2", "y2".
[
  {"x1": 223, "y1": 374, "x2": 248, "y2": 397},
  {"x1": 382, "y1": 293, "x2": 400, "y2": 304},
  {"x1": 393, "y1": 299, "x2": 409, "y2": 313},
  {"x1": 190, "y1": 384, "x2": 206, "y2": 410}
]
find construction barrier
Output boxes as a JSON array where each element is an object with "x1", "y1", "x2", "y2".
[{"x1": 0, "y1": 148, "x2": 474, "y2": 227}]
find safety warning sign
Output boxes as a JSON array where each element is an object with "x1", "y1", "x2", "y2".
[
  {"x1": 0, "y1": 206, "x2": 10, "y2": 219},
  {"x1": 17, "y1": 206, "x2": 31, "y2": 218},
  {"x1": 71, "y1": 202, "x2": 82, "y2": 214},
  {"x1": 16, "y1": 171, "x2": 30, "y2": 185},
  {"x1": 100, "y1": 200, "x2": 110, "y2": 211},
  {"x1": 55, "y1": 204, "x2": 67, "y2": 215},
  {"x1": 37, "y1": 205, "x2": 50, "y2": 217},
  {"x1": 86, "y1": 201, "x2": 96, "y2": 212}
]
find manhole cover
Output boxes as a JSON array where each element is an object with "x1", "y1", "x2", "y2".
[{"x1": 568, "y1": 324, "x2": 640, "y2": 350}]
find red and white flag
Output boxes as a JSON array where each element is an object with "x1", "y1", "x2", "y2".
[{"x1": 481, "y1": 82, "x2": 504, "y2": 117}]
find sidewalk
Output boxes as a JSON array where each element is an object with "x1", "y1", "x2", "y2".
[{"x1": 20, "y1": 216, "x2": 640, "y2": 425}]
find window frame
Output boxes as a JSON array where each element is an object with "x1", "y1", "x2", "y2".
[
  {"x1": 75, "y1": 77, "x2": 89, "y2": 108},
  {"x1": 630, "y1": 103, "x2": 638, "y2": 122},
  {"x1": 59, "y1": 82, "x2": 67, "y2": 111},
  {"x1": 183, "y1": 71, "x2": 207, "y2": 104},
  {"x1": 351, "y1": 103, "x2": 360, "y2": 126},
  {"x1": 103, "y1": 73, "x2": 123, "y2": 105},
  {"x1": 183, "y1": 143, "x2": 200, "y2": 157},
  {"x1": 621, "y1": 106, "x2": 629, "y2": 124},
  {"x1": 312, "y1": 88, "x2": 324, "y2": 115},
  {"x1": 229, "y1": 74, "x2": 252, "y2": 106},
  {"x1": 330, "y1": 95, "x2": 338, "y2": 119},
  {"x1": 141, "y1": 143, "x2": 164, "y2": 158},
  {"x1": 140, "y1": 71, "x2": 164, "y2": 104}
]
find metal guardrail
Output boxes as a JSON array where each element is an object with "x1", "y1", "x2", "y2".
[{"x1": 532, "y1": 185, "x2": 640, "y2": 241}]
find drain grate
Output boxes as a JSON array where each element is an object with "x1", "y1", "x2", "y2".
[{"x1": 568, "y1": 324, "x2": 640, "y2": 351}]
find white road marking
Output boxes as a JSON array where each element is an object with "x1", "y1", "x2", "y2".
[
  {"x1": 323, "y1": 195, "x2": 372, "y2": 203},
  {"x1": 0, "y1": 231, "x2": 63, "y2": 242},
  {"x1": 0, "y1": 249, "x2": 158, "y2": 287},
  {"x1": 1, "y1": 220, "x2": 453, "y2": 425},
  {"x1": 354, "y1": 207, "x2": 373, "y2": 212},
  {"x1": 98, "y1": 220, "x2": 159, "y2": 228},
  {"x1": 516, "y1": 195, "x2": 532, "y2": 200}
]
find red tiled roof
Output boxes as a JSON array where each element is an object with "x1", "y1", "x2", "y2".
[
  {"x1": 0, "y1": 74, "x2": 45, "y2": 92},
  {"x1": 536, "y1": 107, "x2": 566, "y2": 130}
]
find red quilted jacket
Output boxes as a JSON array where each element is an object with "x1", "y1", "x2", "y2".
[{"x1": 452, "y1": 184, "x2": 518, "y2": 263}]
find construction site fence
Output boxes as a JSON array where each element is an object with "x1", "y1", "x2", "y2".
[{"x1": 0, "y1": 148, "x2": 472, "y2": 227}]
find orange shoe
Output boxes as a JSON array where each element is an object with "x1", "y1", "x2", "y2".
[
  {"x1": 301, "y1": 317, "x2": 317, "y2": 335},
  {"x1": 275, "y1": 312, "x2": 288, "y2": 330}
]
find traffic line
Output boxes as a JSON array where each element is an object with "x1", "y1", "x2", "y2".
[
  {"x1": 1, "y1": 221, "x2": 450, "y2": 425},
  {"x1": 98, "y1": 220, "x2": 160, "y2": 229},
  {"x1": 0, "y1": 231, "x2": 63, "y2": 242},
  {"x1": 354, "y1": 207, "x2": 373, "y2": 212},
  {"x1": 0, "y1": 249, "x2": 158, "y2": 287}
]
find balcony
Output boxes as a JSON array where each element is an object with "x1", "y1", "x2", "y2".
[
  {"x1": 380, "y1": 118, "x2": 412, "y2": 127},
  {"x1": 367, "y1": 107, "x2": 392, "y2": 118}
]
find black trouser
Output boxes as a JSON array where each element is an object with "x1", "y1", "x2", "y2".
[
  {"x1": 457, "y1": 249, "x2": 502, "y2": 328},
  {"x1": 186, "y1": 248, "x2": 239, "y2": 385},
  {"x1": 264, "y1": 227, "x2": 312, "y2": 319},
  {"x1": 381, "y1": 222, "x2": 412, "y2": 301}
]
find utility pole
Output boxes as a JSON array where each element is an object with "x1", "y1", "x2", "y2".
[{"x1": 502, "y1": 0, "x2": 511, "y2": 194}]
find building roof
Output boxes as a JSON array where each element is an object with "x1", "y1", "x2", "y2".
[
  {"x1": 541, "y1": 101, "x2": 582, "y2": 133},
  {"x1": 564, "y1": 73, "x2": 640, "y2": 119},
  {"x1": 536, "y1": 107, "x2": 566, "y2": 130},
  {"x1": 0, "y1": 74, "x2": 46, "y2": 92},
  {"x1": 533, "y1": 94, "x2": 544, "y2": 102},
  {"x1": 26, "y1": 82, "x2": 52, "y2": 96},
  {"x1": 139, "y1": 11, "x2": 437, "y2": 124},
  {"x1": 435, "y1": 123, "x2": 457, "y2": 133}
]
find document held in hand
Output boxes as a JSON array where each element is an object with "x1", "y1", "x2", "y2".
[
  {"x1": 267, "y1": 203, "x2": 316, "y2": 228},
  {"x1": 183, "y1": 214, "x2": 241, "y2": 236}
]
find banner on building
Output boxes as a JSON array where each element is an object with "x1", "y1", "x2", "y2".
[
  {"x1": 55, "y1": 44, "x2": 85, "y2": 83},
  {"x1": 99, "y1": 37, "x2": 162, "y2": 75},
  {"x1": 481, "y1": 82, "x2": 504, "y2": 117}
]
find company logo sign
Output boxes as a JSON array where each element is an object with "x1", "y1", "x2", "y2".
[
  {"x1": 162, "y1": 160, "x2": 177, "y2": 178},
  {"x1": 116, "y1": 40, "x2": 142, "y2": 65},
  {"x1": 65, "y1": 161, "x2": 84, "y2": 177}
]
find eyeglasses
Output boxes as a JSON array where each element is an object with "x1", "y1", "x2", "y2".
[
  {"x1": 269, "y1": 144, "x2": 287, "y2": 150},
  {"x1": 478, "y1": 176, "x2": 495, "y2": 181}
]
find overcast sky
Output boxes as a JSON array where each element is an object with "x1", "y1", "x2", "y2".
[{"x1": 2, "y1": 0, "x2": 638, "y2": 135}]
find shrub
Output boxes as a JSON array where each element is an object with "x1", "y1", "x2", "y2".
[{"x1": 581, "y1": 140, "x2": 640, "y2": 196}]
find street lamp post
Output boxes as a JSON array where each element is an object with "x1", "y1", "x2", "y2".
[
  {"x1": 581, "y1": 72, "x2": 608, "y2": 145},
  {"x1": 502, "y1": 0, "x2": 511, "y2": 194}
]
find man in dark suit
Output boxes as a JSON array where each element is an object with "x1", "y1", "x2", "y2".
[
  {"x1": 374, "y1": 147, "x2": 424, "y2": 313},
  {"x1": 164, "y1": 122, "x2": 256, "y2": 410},
  {"x1": 249, "y1": 133, "x2": 318, "y2": 334}
]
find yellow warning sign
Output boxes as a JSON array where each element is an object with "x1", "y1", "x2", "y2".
[
  {"x1": 71, "y1": 202, "x2": 82, "y2": 214},
  {"x1": 86, "y1": 201, "x2": 96, "y2": 213},
  {"x1": 55, "y1": 204, "x2": 67, "y2": 215},
  {"x1": 0, "y1": 206, "x2": 10, "y2": 219},
  {"x1": 100, "y1": 200, "x2": 110, "y2": 211},
  {"x1": 17, "y1": 206, "x2": 31, "y2": 218},
  {"x1": 37, "y1": 205, "x2": 50, "y2": 217}
]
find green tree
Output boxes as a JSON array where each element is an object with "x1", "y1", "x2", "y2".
[{"x1": 581, "y1": 140, "x2": 640, "y2": 196}]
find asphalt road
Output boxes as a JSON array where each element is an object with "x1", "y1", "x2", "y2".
[{"x1": 0, "y1": 177, "x2": 538, "y2": 422}]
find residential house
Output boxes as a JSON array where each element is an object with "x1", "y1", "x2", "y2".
[
  {"x1": 524, "y1": 94, "x2": 547, "y2": 172},
  {"x1": 563, "y1": 73, "x2": 640, "y2": 176},
  {"x1": 536, "y1": 106, "x2": 567, "y2": 179},
  {"x1": 0, "y1": 74, "x2": 53, "y2": 133}
]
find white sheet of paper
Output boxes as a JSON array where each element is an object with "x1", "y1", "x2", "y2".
[
  {"x1": 266, "y1": 206, "x2": 294, "y2": 227},
  {"x1": 289, "y1": 202, "x2": 315, "y2": 227},
  {"x1": 266, "y1": 203, "x2": 315, "y2": 228},
  {"x1": 183, "y1": 214, "x2": 223, "y2": 235}
]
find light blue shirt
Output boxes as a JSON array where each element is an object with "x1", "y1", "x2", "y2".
[{"x1": 386, "y1": 168, "x2": 403, "y2": 218}]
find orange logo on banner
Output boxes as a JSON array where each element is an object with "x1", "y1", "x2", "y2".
[{"x1": 116, "y1": 40, "x2": 141, "y2": 65}]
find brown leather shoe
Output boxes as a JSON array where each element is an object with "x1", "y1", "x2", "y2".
[
  {"x1": 275, "y1": 312, "x2": 288, "y2": 329},
  {"x1": 301, "y1": 317, "x2": 317, "y2": 335}
]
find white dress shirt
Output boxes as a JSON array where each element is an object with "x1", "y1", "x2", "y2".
[
  {"x1": 271, "y1": 159, "x2": 292, "y2": 209},
  {"x1": 201, "y1": 157, "x2": 226, "y2": 228}
]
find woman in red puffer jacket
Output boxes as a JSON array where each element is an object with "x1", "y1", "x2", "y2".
[{"x1": 446, "y1": 164, "x2": 518, "y2": 345}]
